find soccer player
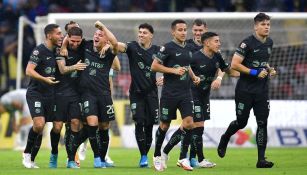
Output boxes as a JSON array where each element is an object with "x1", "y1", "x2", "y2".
[
  {"x1": 116, "y1": 23, "x2": 160, "y2": 167},
  {"x1": 78, "y1": 21, "x2": 118, "y2": 168},
  {"x1": 161, "y1": 18, "x2": 209, "y2": 168},
  {"x1": 189, "y1": 32, "x2": 239, "y2": 168},
  {"x1": 49, "y1": 26, "x2": 87, "y2": 168},
  {"x1": 0, "y1": 89, "x2": 32, "y2": 150},
  {"x1": 23, "y1": 24, "x2": 63, "y2": 168},
  {"x1": 151, "y1": 19, "x2": 200, "y2": 171},
  {"x1": 217, "y1": 12, "x2": 276, "y2": 168}
]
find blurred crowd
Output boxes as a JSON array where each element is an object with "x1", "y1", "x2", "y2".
[{"x1": 0, "y1": 0, "x2": 306, "y2": 99}]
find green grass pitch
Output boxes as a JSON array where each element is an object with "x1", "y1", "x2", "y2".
[{"x1": 0, "y1": 148, "x2": 306, "y2": 175}]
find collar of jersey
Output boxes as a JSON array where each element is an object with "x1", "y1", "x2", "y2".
[
  {"x1": 138, "y1": 42, "x2": 152, "y2": 50},
  {"x1": 172, "y1": 39, "x2": 186, "y2": 48}
]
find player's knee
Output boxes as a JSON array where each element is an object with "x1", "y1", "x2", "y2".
[
  {"x1": 159, "y1": 122, "x2": 170, "y2": 131},
  {"x1": 182, "y1": 116, "x2": 193, "y2": 129},
  {"x1": 33, "y1": 124, "x2": 44, "y2": 133},
  {"x1": 235, "y1": 120, "x2": 248, "y2": 129},
  {"x1": 99, "y1": 122, "x2": 110, "y2": 130},
  {"x1": 256, "y1": 119, "x2": 267, "y2": 127},
  {"x1": 71, "y1": 119, "x2": 80, "y2": 131}
]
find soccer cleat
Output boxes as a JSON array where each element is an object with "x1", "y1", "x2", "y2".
[
  {"x1": 100, "y1": 161, "x2": 107, "y2": 168},
  {"x1": 177, "y1": 158, "x2": 193, "y2": 171},
  {"x1": 139, "y1": 155, "x2": 149, "y2": 168},
  {"x1": 22, "y1": 153, "x2": 32, "y2": 168},
  {"x1": 190, "y1": 158, "x2": 199, "y2": 167},
  {"x1": 31, "y1": 161, "x2": 39, "y2": 168},
  {"x1": 94, "y1": 157, "x2": 102, "y2": 168},
  {"x1": 49, "y1": 153, "x2": 58, "y2": 168},
  {"x1": 105, "y1": 155, "x2": 114, "y2": 165},
  {"x1": 78, "y1": 143, "x2": 87, "y2": 161},
  {"x1": 198, "y1": 159, "x2": 216, "y2": 168},
  {"x1": 105, "y1": 161, "x2": 114, "y2": 167},
  {"x1": 217, "y1": 134, "x2": 229, "y2": 158},
  {"x1": 256, "y1": 159, "x2": 274, "y2": 168},
  {"x1": 161, "y1": 152, "x2": 169, "y2": 169},
  {"x1": 153, "y1": 156, "x2": 164, "y2": 171},
  {"x1": 67, "y1": 161, "x2": 80, "y2": 169}
]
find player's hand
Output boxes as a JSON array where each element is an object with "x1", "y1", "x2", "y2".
[
  {"x1": 268, "y1": 67, "x2": 277, "y2": 77},
  {"x1": 156, "y1": 76, "x2": 164, "y2": 86},
  {"x1": 174, "y1": 67, "x2": 187, "y2": 76},
  {"x1": 211, "y1": 79, "x2": 222, "y2": 90},
  {"x1": 95, "y1": 21, "x2": 105, "y2": 30},
  {"x1": 45, "y1": 77, "x2": 60, "y2": 85},
  {"x1": 100, "y1": 44, "x2": 110, "y2": 57},
  {"x1": 60, "y1": 48, "x2": 68, "y2": 56},
  {"x1": 73, "y1": 60, "x2": 87, "y2": 71},
  {"x1": 258, "y1": 69, "x2": 268, "y2": 79},
  {"x1": 192, "y1": 76, "x2": 200, "y2": 85}
]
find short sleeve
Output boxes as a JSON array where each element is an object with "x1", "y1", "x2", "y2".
[
  {"x1": 28, "y1": 49, "x2": 41, "y2": 65},
  {"x1": 235, "y1": 39, "x2": 249, "y2": 59},
  {"x1": 217, "y1": 53, "x2": 230, "y2": 72},
  {"x1": 153, "y1": 45, "x2": 169, "y2": 63}
]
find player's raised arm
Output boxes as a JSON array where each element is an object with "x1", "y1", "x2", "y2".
[{"x1": 95, "y1": 21, "x2": 118, "y2": 54}]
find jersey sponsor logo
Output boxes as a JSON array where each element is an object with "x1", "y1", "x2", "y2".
[
  {"x1": 253, "y1": 49, "x2": 260, "y2": 53},
  {"x1": 138, "y1": 62, "x2": 145, "y2": 69},
  {"x1": 252, "y1": 61, "x2": 268, "y2": 67},
  {"x1": 33, "y1": 50, "x2": 39, "y2": 55},
  {"x1": 175, "y1": 53, "x2": 182, "y2": 56},
  {"x1": 240, "y1": 42, "x2": 246, "y2": 49},
  {"x1": 44, "y1": 67, "x2": 52, "y2": 74},
  {"x1": 89, "y1": 68, "x2": 97, "y2": 76}
]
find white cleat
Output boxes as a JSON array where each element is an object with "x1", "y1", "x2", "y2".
[
  {"x1": 22, "y1": 153, "x2": 32, "y2": 168},
  {"x1": 153, "y1": 156, "x2": 164, "y2": 171},
  {"x1": 198, "y1": 159, "x2": 216, "y2": 168},
  {"x1": 177, "y1": 158, "x2": 193, "y2": 171},
  {"x1": 161, "y1": 152, "x2": 169, "y2": 169},
  {"x1": 31, "y1": 162, "x2": 39, "y2": 168},
  {"x1": 105, "y1": 155, "x2": 114, "y2": 164},
  {"x1": 78, "y1": 143, "x2": 87, "y2": 161}
]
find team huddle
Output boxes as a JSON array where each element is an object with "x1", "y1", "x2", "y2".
[{"x1": 21, "y1": 12, "x2": 277, "y2": 171}]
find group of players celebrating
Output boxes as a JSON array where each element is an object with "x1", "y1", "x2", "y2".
[{"x1": 21, "y1": 12, "x2": 277, "y2": 171}]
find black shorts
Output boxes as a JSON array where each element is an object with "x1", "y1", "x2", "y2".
[
  {"x1": 130, "y1": 93, "x2": 159, "y2": 125},
  {"x1": 193, "y1": 91, "x2": 210, "y2": 122},
  {"x1": 26, "y1": 93, "x2": 55, "y2": 122},
  {"x1": 54, "y1": 95, "x2": 82, "y2": 122},
  {"x1": 82, "y1": 92, "x2": 115, "y2": 122},
  {"x1": 159, "y1": 95, "x2": 194, "y2": 123},
  {"x1": 235, "y1": 90, "x2": 270, "y2": 119}
]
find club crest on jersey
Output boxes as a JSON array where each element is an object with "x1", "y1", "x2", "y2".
[
  {"x1": 45, "y1": 67, "x2": 52, "y2": 74},
  {"x1": 240, "y1": 42, "x2": 246, "y2": 49},
  {"x1": 33, "y1": 50, "x2": 39, "y2": 55},
  {"x1": 216, "y1": 62, "x2": 220, "y2": 68},
  {"x1": 160, "y1": 46, "x2": 165, "y2": 52}
]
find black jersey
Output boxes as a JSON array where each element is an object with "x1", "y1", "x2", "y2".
[
  {"x1": 235, "y1": 35, "x2": 273, "y2": 93},
  {"x1": 55, "y1": 47, "x2": 83, "y2": 97},
  {"x1": 186, "y1": 38, "x2": 202, "y2": 53},
  {"x1": 155, "y1": 40, "x2": 193, "y2": 98},
  {"x1": 125, "y1": 41, "x2": 159, "y2": 96},
  {"x1": 27, "y1": 44, "x2": 57, "y2": 96},
  {"x1": 79, "y1": 40, "x2": 115, "y2": 94},
  {"x1": 191, "y1": 50, "x2": 230, "y2": 95}
]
